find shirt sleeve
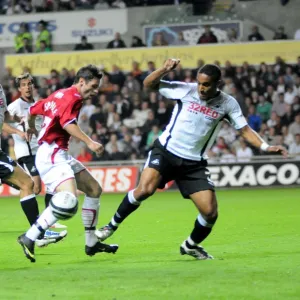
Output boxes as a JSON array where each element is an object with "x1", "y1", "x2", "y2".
[
  {"x1": 29, "y1": 100, "x2": 44, "y2": 116},
  {"x1": 0, "y1": 85, "x2": 8, "y2": 113},
  {"x1": 226, "y1": 97, "x2": 248, "y2": 130},
  {"x1": 158, "y1": 80, "x2": 192, "y2": 100},
  {"x1": 59, "y1": 99, "x2": 82, "y2": 128}
]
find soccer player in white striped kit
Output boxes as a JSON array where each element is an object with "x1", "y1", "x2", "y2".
[
  {"x1": 96, "y1": 59, "x2": 287, "y2": 259},
  {"x1": 8, "y1": 73, "x2": 67, "y2": 231}
]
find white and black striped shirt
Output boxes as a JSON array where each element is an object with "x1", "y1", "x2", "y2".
[
  {"x1": 158, "y1": 81, "x2": 247, "y2": 161},
  {"x1": 7, "y1": 98, "x2": 43, "y2": 159},
  {"x1": 0, "y1": 85, "x2": 8, "y2": 149}
]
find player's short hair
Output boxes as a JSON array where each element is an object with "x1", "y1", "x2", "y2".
[
  {"x1": 15, "y1": 73, "x2": 33, "y2": 87},
  {"x1": 198, "y1": 64, "x2": 221, "y2": 82},
  {"x1": 74, "y1": 64, "x2": 103, "y2": 83}
]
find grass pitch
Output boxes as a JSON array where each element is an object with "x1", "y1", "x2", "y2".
[{"x1": 0, "y1": 188, "x2": 299, "y2": 300}]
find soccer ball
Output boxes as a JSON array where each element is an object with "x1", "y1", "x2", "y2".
[{"x1": 50, "y1": 191, "x2": 78, "y2": 220}]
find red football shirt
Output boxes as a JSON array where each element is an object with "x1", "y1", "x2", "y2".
[{"x1": 29, "y1": 86, "x2": 83, "y2": 150}]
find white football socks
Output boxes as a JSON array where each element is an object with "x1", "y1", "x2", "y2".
[
  {"x1": 26, "y1": 207, "x2": 58, "y2": 241},
  {"x1": 81, "y1": 196, "x2": 100, "y2": 247}
]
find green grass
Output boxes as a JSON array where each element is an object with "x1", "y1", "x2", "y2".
[{"x1": 0, "y1": 188, "x2": 300, "y2": 300}]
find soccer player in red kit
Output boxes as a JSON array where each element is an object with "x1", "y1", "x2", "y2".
[{"x1": 18, "y1": 65, "x2": 118, "y2": 262}]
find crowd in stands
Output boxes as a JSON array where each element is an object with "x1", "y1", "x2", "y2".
[
  {"x1": 1, "y1": 56, "x2": 300, "y2": 163},
  {"x1": 13, "y1": 21, "x2": 291, "y2": 55},
  {"x1": 0, "y1": 0, "x2": 182, "y2": 14}
]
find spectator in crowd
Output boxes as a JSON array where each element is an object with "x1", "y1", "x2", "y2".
[
  {"x1": 111, "y1": 0, "x2": 126, "y2": 8},
  {"x1": 110, "y1": 144, "x2": 127, "y2": 160},
  {"x1": 69, "y1": 137, "x2": 85, "y2": 158},
  {"x1": 272, "y1": 93, "x2": 286, "y2": 117},
  {"x1": 294, "y1": 56, "x2": 300, "y2": 76},
  {"x1": 123, "y1": 73, "x2": 141, "y2": 94},
  {"x1": 105, "y1": 133, "x2": 125, "y2": 154},
  {"x1": 217, "y1": 121, "x2": 236, "y2": 145},
  {"x1": 146, "y1": 125, "x2": 162, "y2": 150},
  {"x1": 14, "y1": 22, "x2": 33, "y2": 53},
  {"x1": 156, "y1": 100, "x2": 171, "y2": 128},
  {"x1": 289, "y1": 113, "x2": 300, "y2": 136},
  {"x1": 289, "y1": 134, "x2": 300, "y2": 157},
  {"x1": 131, "y1": 36, "x2": 145, "y2": 48},
  {"x1": 281, "y1": 126, "x2": 294, "y2": 146},
  {"x1": 172, "y1": 32, "x2": 188, "y2": 46},
  {"x1": 197, "y1": 25, "x2": 218, "y2": 44},
  {"x1": 294, "y1": 28, "x2": 300, "y2": 40},
  {"x1": 81, "y1": 98, "x2": 96, "y2": 119},
  {"x1": 227, "y1": 28, "x2": 238, "y2": 42},
  {"x1": 265, "y1": 85, "x2": 278, "y2": 103},
  {"x1": 60, "y1": 68, "x2": 74, "y2": 88},
  {"x1": 122, "y1": 134, "x2": 135, "y2": 156},
  {"x1": 248, "y1": 25, "x2": 264, "y2": 41},
  {"x1": 141, "y1": 61, "x2": 156, "y2": 81},
  {"x1": 36, "y1": 20, "x2": 51, "y2": 52},
  {"x1": 58, "y1": 0, "x2": 76, "y2": 10},
  {"x1": 211, "y1": 137, "x2": 228, "y2": 156},
  {"x1": 107, "y1": 32, "x2": 126, "y2": 48},
  {"x1": 267, "y1": 112, "x2": 278, "y2": 128},
  {"x1": 152, "y1": 32, "x2": 169, "y2": 47},
  {"x1": 38, "y1": 40, "x2": 51, "y2": 52},
  {"x1": 256, "y1": 95, "x2": 272, "y2": 122},
  {"x1": 76, "y1": 146, "x2": 92, "y2": 163},
  {"x1": 248, "y1": 105, "x2": 262, "y2": 132},
  {"x1": 49, "y1": 76, "x2": 63, "y2": 92},
  {"x1": 273, "y1": 26, "x2": 288, "y2": 40},
  {"x1": 236, "y1": 139, "x2": 253, "y2": 162},
  {"x1": 74, "y1": 36, "x2": 94, "y2": 51},
  {"x1": 110, "y1": 65, "x2": 126, "y2": 87},
  {"x1": 220, "y1": 148, "x2": 236, "y2": 163},
  {"x1": 17, "y1": 38, "x2": 33, "y2": 53},
  {"x1": 94, "y1": 0, "x2": 110, "y2": 9},
  {"x1": 284, "y1": 85, "x2": 297, "y2": 105},
  {"x1": 90, "y1": 107, "x2": 106, "y2": 133}
]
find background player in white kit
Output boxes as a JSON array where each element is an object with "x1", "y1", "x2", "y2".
[
  {"x1": 0, "y1": 84, "x2": 66, "y2": 247},
  {"x1": 18, "y1": 65, "x2": 118, "y2": 263},
  {"x1": 8, "y1": 73, "x2": 67, "y2": 232},
  {"x1": 96, "y1": 59, "x2": 287, "y2": 260}
]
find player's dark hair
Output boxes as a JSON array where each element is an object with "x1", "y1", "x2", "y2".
[
  {"x1": 198, "y1": 64, "x2": 221, "y2": 82},
  {"x1": 15, "y1": 73, "x2": 33, "y2": 87},
  {"x1": 74, "y1": 64, "x2": 103, "y2": 83}
]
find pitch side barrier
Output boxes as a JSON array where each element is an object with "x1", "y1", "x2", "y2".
[{"x1": 0, "y1": 156, "x2": 298, "y2": 196}]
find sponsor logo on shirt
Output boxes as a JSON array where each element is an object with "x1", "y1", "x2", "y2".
[
  {"x1": 44, "y1": 101, "x2": 58, "y2": 115},
  {"x1": 187, "y1": 103, "x2": 219, "y2": 119}
]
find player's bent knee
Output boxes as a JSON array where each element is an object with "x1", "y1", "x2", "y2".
[
  {"x1": 33, "y1": 185, "x2": 41, "y2": 195},
  {"x1": 86, "y1": 182, "x2": 102, "y2": 198},
  {"x1": 136, "y1": 184, "x2": 156, "y2": 200},
  {"x1": 203, "y1": 210, "x2": 218, "y2": 223},
  {"x1": 21, "y1": 177, "x2": 34, "y2": 193}
]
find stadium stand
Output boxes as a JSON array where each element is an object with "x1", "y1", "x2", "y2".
[{"x1": 2, "y1": 56, "x2": 300, "y2": 162}]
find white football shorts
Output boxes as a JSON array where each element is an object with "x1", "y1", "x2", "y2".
[{"x1": 36, "y1": 142, "x2": 86, "y2": 193}]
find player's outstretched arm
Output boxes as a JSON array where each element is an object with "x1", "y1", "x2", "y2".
[
  {"x1": 239, "y1": 125, "x2": 288, "y2": 156},
  {"x1": 143, "y1": 58, "x2": 180, "y2": 91},
  {"x1": 64, "y1": 123, "x2": 104, "y2": 156},
  {"x1": 3, "y1": 112, "x2": 27, "y2": 140},
  {"x1": 27, "y1": 113, "x2": 38, "y2": 140}
]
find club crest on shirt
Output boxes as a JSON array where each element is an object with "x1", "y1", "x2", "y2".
[{"x1": 187, "y1": 103, "x2": 219, "y2": 119}]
